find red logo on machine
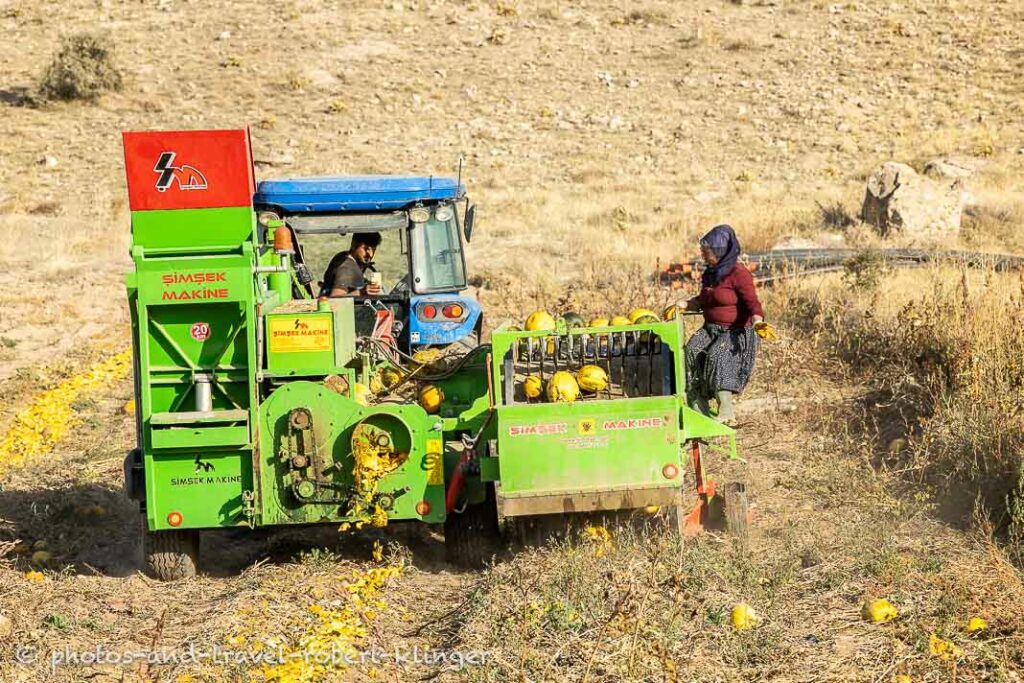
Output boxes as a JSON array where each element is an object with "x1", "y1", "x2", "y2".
[
  {"x1": 154, "y1": 151, "x2": 208, "y2": 192},
  {"x1": 161, "y1": 271, "x2": 229, "y2": 301},
  {"x1": 190, "y1": 322, "x2": 211, "y2": 341},
  {"x1": 601, "y1": 417, "x2": 665, "y2": 431},
  {"x1": 508, "y1": 423, "x2": 568, "y2": 437},
  {"x1": 123, "y1": 130, "x2": 253, "y2": 211}
]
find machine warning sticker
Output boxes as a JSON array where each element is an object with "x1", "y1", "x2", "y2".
[
  {"x1": 602, "y1": 417, "x2": 666, "y2": 431},
  {"x1": 189, "y1": 322, "x2": 211, "y2": 341},
  {"x1": 566, "y1": 436, "x2": 610, "y2": 450},
  {"x1": 577, "y1": 418, "x2": 597, "y2": 435},
  {"x1": 508, "y1": 423, "x2": 567, "y2": 437},
  {"x1": 268, "y1": 317, "x2": 332, "y2": 352},
  {"x1": 424, "y1": 440, "x2": 443, "y2": 485}
]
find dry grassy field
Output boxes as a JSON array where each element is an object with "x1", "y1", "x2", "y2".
[{"x1": 1, "y1": 0, "x2": 1024, "y2": 681}]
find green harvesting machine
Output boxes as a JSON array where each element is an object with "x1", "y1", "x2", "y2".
[{"x1": 122, "y1": 129, "x2": 740, "y2": 580}]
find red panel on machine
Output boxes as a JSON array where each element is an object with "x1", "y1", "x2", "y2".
[{"x1": 122, "y1": 129, "x2": 255, "y2": 211}]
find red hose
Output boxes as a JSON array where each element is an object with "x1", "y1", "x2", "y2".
[{"x1": 445, "y1": 449, "x2": 472, "y2": 513}]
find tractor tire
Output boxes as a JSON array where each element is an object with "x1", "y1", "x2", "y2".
[
  {"x1": 143, "y1": 522, "x2": 199, "y2": 581},
  {"x1": 444, "y1": 485, "x2": 500, "y2": 568}
]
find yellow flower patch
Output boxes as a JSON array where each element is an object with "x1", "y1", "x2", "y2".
[
  {"x1": 258, "y1": 564, "x2": 403, "y2": 683},
  {"x1": 0, "y1": 349, "x2": 132, "y2": 477},
  {"x1": 583, "y1": 525, "x2": 613, "y2": 557},
  {"x1": 928, "y1": 634, "x2": 964, "y2": 661}
]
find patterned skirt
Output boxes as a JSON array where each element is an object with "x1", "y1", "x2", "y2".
[{"x1": 684, "y1": 323, "x2": 759, "y2": 403}]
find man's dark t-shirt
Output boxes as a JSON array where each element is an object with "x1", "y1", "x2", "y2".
[{"x1": 322, "y1": 252, "x2": 366, "y2": 296}]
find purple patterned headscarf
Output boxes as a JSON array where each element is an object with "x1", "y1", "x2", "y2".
[{"x1": 699, "y1": 224, "x2": 741, "y2": 286}]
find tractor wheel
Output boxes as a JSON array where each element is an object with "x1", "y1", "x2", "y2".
[
  {"x1": 444, "y1": 485, "x2": 500, "y2": 568},
  {"x1": 143, "y1": 522, "x2": 199, "y2": 581},
  {"x1": 723, "y1": 482, "x2": 750, "y2": 541}
]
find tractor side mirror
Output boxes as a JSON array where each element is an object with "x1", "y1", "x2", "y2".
[{"x1": 464, "y1": 204, "x2": 476, "y2": 242}]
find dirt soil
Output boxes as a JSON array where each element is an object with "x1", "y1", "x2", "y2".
[
  {"x1": 2, "y1": 0, "x2": 1024, "y2": 681},
  {"x1": 2, "y1": 331, "x2": 1023, "y2": 682}
]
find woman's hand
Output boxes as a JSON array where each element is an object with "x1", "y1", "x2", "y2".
[{"x1": 681, "y1": 297, "x2": 700, "y2": 312}]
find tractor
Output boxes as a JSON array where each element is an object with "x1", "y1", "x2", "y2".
[
  {"x1": 121, "y1": 129, "x2": 743, "y2": 580},
  {"x1": 251, "y1": 174, "x2": 482, "y2": 352}
]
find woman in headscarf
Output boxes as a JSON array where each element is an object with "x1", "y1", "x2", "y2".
[{"x1": 681, "y1": 224, "x2": 771, "y2": 424}]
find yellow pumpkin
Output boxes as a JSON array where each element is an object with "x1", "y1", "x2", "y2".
[
  {"x1": 628, "y1": 307, "x2": 659, "y2": 324},
  {"x1": 418, "y1": 385, "x2": 444, "y2": 414},
  {"x1": 522, "y1": 375, "x2": 543, "y2": 399},
  {"x1": 731, "y1": 603, "x2": 760, "y2": 630},
  {"x1": 546, "y1": 371, "x2": 580, "y2": 403},
  {"x1": 861, "y1": 598, "x2": 898, "y2": 623},
  {"x1": 576, "y1": 365, "x2": 609, "y2": 393},
  {"x1": 380, "y1": 367, "x2": 404, "y2": 388},
  {"x1": 525, "y1": 310, "x2": 556, "y2": 331}
]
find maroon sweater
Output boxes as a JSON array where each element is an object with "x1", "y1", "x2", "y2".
[{"x1": 696, "y1": 265, "x2": 764, "y2": 328}]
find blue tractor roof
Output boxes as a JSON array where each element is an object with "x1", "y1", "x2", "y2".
[{"x1": 253, "y1": 175, "x2": 463, "y2": 212}]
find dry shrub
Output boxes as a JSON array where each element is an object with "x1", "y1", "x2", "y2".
[
  {"x1": 773, "y1": 265, "x2": 1024, "y2": 554},
  {"x1": 440, "y1": 524, "x2": 795, "y2": 680},
  {"x1": 961, "y1": 200, "x2": 1024, "y2": 252},
  {"x1": 39, "y1": 33, "x2": 123, "y2": 102},
  {"x1": 437, "y1": 494, "x2": 1024, "y2": 679},
  {"x1": 817, "y1": 199, "x2": 857, "y2": 231},
  {"x1": 723, "y1": 38, "x2": 758, "y2": 52},
  {"x1": 841, "y1": 251, "x2": 889, "y2": 291},
  {"x1": 624, "y1": 8, "x2": 670, "y2": 25}
]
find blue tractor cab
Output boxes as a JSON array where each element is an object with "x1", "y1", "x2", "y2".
[{"x1": 253, "y1": 176, "x2": 480, "y2": 351}]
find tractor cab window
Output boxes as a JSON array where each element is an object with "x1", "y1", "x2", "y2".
[
  {"x1": 410, "y1": 210, "x2": 467, "y2": 293},
  {"x1": 287, "y1": 214, "x2": 410, "y2": 297}
]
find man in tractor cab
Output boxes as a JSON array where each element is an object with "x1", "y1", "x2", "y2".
[{"x1": 321, "y1": 232, "x2": 384, "y2": 298}]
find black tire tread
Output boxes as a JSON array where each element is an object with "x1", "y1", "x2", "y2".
[
  {"x1": 144, "y1": 527, "x2": 199, "y2": 581},
  {"x1": 445, "y1": 485, "x2": 500, "y2": 568}
]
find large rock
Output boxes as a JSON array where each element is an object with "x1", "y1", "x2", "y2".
[
  {"x1": 923, "y1": 156, "x2": 980, "y2": 181},
  {"x1": 861, "y1": 161, "x2": 962, "y2": 239},
  {"x1": 923, "y1": 156, "x2": 984, "y2": 208}
]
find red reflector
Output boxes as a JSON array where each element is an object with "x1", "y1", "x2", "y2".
[
  {"x1": 422, "y1": 305, "x2": 437, "y2": 319},
  {"x1": 443, "y1": 304, "x2": 464, "y2": 319},
  {"x1": 167, "y1": 512, "x2": 184, "y2": 527},
  {"x1": 415, "y1": 500, "x2": 431, "y2": 516},
  {"x1": 662, "y1": 464, "x2": 679, "y2": 480}
]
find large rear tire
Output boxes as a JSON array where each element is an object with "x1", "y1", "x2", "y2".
[
  {"x1": 444, "y1": 484, "x2": 500, "y2": 568},
  {"x1": 143, "y1": 522, "x2": 199, "y2": 581}
]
